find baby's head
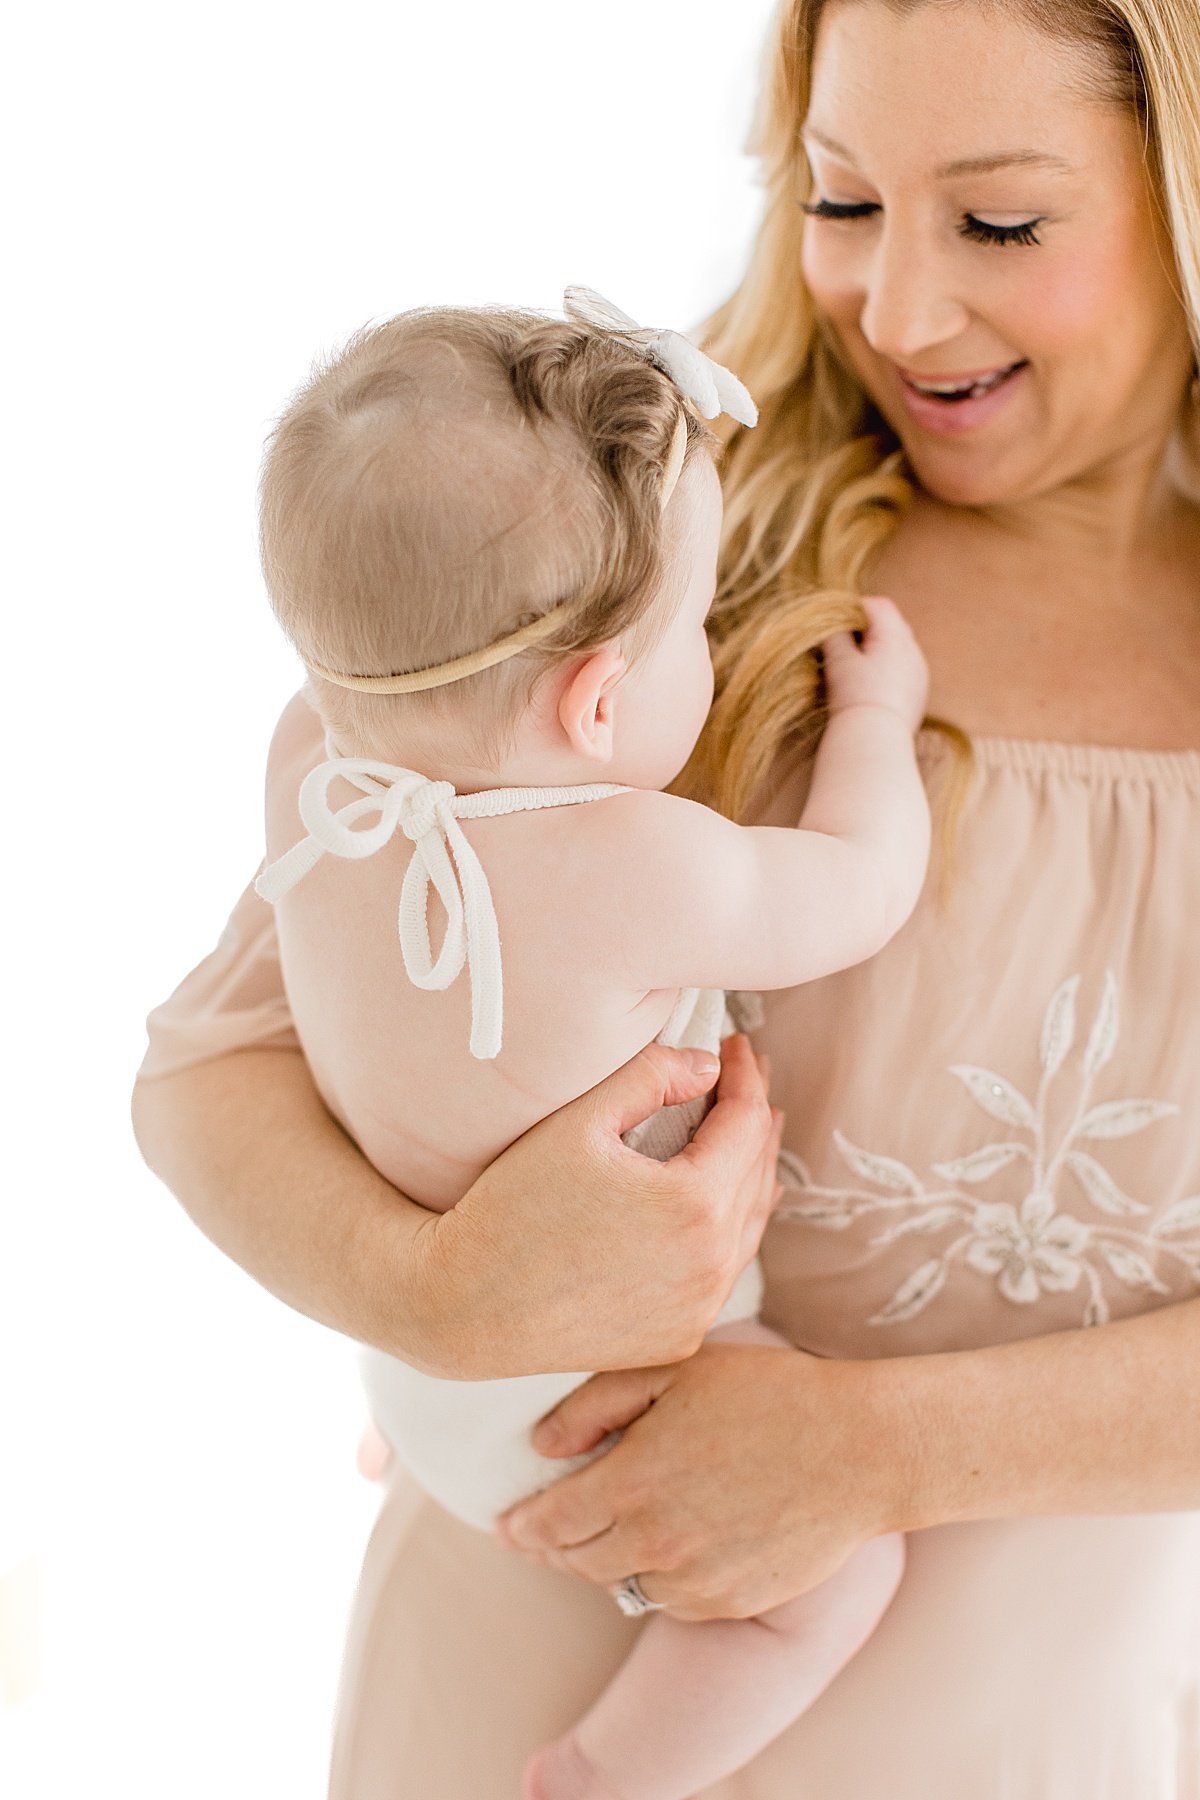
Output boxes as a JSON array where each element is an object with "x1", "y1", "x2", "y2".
[{"x1": 259, "y1": 306, "x2": 723, "y2": 786}]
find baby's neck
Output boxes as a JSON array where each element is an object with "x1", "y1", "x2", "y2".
[{"x1": 325, "y1": 721, "x2": 624, "y2": 798}]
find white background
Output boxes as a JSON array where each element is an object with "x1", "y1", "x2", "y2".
[{"x1": 4, "y1": 2, "x2": 780, "y2": 1794}]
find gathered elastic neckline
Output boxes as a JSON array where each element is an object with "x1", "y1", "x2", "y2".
[{"x1": 917, "y1": 726, "x2": 1200, "y2": 789}]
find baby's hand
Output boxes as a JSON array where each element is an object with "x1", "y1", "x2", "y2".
[{"x1": 822, "y1": 596, "x2": 929, "y2": 732}]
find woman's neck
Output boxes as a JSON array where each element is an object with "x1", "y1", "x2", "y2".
[
  {"x1": 870, "y1": 426, "x2": 1200, "y2": 751},
  {"x1": 949, "y1": 422, "x2": 1196, "y2": 572}
]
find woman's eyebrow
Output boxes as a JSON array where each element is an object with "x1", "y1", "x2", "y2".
[{"x1": 802, "y1": 125, "x2": 1073, "y2": 178}]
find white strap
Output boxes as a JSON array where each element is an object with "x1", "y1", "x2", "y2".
[{"x1": 256, "y1": 758, "x2": 629, "y2": 1061}]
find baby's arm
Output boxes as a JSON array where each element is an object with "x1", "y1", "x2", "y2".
[{"x1": 611, "y1": 597, "x2": 931, "y2": 993}]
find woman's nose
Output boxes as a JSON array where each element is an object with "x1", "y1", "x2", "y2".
[{"x1": 858, "y1": 231, "x2": 970, "y2": 365}]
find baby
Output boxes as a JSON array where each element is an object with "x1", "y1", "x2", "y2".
[{"x1": 254, "y1": 292, "x2": 930, "y2": 1800}]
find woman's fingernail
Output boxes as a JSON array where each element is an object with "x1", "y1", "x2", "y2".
[
  {"x1": 533, "y1": 1419, "x2": 559, "y2": 1449},
  {"x1": 685, "y1": 1049, "x2": 721, "y2": 1078}
]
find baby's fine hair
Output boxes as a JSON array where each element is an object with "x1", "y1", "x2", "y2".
[{"x1": 259, "y1": 306, "x2": 713, "y2": 761}]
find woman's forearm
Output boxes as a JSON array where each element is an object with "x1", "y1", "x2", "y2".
[
  {"x1": 132, "y1": 1049, "x2": 449, "y2": 1370},
  {"x1": 497, "y1": 1294, "x2": 1199, "y2": 1617},
  {"x1": 133, "y1": 1034, "x2": 781, "y2": 1382},
  {"x1": 885, "y1": 1297, "x2": 1200, "y2": 1531}
]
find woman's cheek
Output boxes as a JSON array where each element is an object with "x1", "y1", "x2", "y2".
[
  {"x1": 999, "y1": 246, "x2": 1115, "y2": 355},
  {"x1": 800, "y1": 233, "x2": 855, "y2": 328}
]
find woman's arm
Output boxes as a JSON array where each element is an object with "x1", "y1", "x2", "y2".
[
  {"x1": 134, "y1": 703, "x2": 781, "y2": 1380},
  {"x1": 132, "y1": 1033, "x2": 782, "y2": 1381},
  {"x1": 495, "y1": 1297, "x2": 1200, "y2": 1618}
]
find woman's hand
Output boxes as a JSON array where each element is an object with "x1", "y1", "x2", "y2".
[
  {"x1": 134, "y1": 1031, "x2": 778, "y2": 1381},
  {"x1": 494, "y1": 1342, "x2": 904, "y2": 1620},
  {"x1": 415, "y1": 1034, "x2": 783, "y2": 1378}
]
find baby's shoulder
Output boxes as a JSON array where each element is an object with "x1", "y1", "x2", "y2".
[
  {"x1": 516, "y1": 786, "x2": 741, "y2": 937},
  {"x1": 543, "y1": 787, "x2": 730, "y2": 882},
  {"x1": 265, "y1": 687, "x2": 323, "y2": 780}
]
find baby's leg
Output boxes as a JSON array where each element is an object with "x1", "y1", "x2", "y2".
[
  {"x1": 525, "y1": 1319, "x2": 905, "y2": 1800},
  {"x1": 356, "y1": 1421, "x2": 392, "y2": 1482}
]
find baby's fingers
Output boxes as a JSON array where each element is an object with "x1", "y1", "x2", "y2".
[
  {"x1": 821, "y1": 627, "x2": 863, "y2": 664},
  {"x1": 857, "y1": 594, "x2": 913, "y2": 645}
]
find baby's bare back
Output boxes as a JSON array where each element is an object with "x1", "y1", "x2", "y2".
[{"x1": 263, "y1": 696, "x2": 678, "y2": 1210}]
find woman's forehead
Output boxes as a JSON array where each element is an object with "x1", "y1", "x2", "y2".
[{"x1": 805, "y1": 2, "x2": 1121, "y2": 173}]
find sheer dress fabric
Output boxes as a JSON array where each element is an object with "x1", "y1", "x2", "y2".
[{"x1": 140, "y1": 711, "x2": 1200, "y2": 1798}]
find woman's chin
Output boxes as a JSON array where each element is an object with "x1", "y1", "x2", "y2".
[{"x1": 901, "y1": 441, "x2": 1035, "y2": 511}]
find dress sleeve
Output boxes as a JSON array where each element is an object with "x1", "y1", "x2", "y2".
[
  {"x1": 136, "y1": 874, "x2": 301, "y2": 1079},
  {"x1": 136, "y1": 688, "x2": 320, "y2": 1080}
]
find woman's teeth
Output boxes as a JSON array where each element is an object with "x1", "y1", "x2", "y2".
[{"x1": 905, "y1": 362, "x2": 1024, "y2": 402}]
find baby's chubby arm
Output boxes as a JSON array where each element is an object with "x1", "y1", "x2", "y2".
[{"x1": 604, "y1": 598, "x2": 931, "y2": 995}]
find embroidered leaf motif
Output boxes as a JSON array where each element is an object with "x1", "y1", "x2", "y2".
[
  {"x1": 1083, "y1": 970, "x2": 1119, "y2": 1077},
  {"x1": 949, "y1": 1066, "x2": 1038, "y2": 1131},
  {"x1": 832, "y1": 1130, "x2": 922, "y2": 1194},
  {"x1": 1039, "y1": 975, "x2": 1080, "y2": 1077},
  {"x1": 775, "y1": 1148, "x2": 812, "y2": 1191},
  {"x1": 1064, "y1": 1151, "x2": 1150, "y2": 1217},
  {"x1": 1096, "y1": 1241, "x2": 1170, "y2": 1293},
  {"x1": 932, "y1": 1143, "x2": 1028, "y2": 1183},
  {"x1": 1077, "y1": 1099, "x2": 1179, "y2": 1140},
  {"x1": 867, "y1": 1259, "x2": 948, "y2": 1326},
  {"x1": 1083, "y1": 1290, "x2": 1110, "y2": 1327},
  {"x1": 870, "y1": 1206, "x2": 962, "y2": 1246},
  {"x1": 1151, "y1": 1197, "x2": 1200, "y2": 1238},
  {"x1": 774, "y1": 1203, "x2": 855, "y2": 1230},
  {"x1": 782, "y1": 969, "x2": 1190, "y2": 1333}
]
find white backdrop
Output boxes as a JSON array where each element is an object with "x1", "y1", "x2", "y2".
[{"x1": 4, "y1": 1, "x2": 779, "y2": 1793}]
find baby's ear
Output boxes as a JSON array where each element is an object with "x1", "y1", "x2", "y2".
[{"x1": 557, "y1": 644, "x2": 627, "y2": 762}]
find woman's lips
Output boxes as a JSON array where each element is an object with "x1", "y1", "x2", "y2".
[{"x1": 893, "y1": 359, "x2": 1029, "y2": 436}]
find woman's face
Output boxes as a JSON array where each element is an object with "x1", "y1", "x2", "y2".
[{"x1": 800, "y1": 0, "x2": 1195, "y2": 509}]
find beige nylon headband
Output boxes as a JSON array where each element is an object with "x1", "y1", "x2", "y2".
[{"x1": 304, "y1": 408, "x2": 691, "y2": 696}]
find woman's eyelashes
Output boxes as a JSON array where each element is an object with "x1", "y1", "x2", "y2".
[
  {"x1": 802, "y1": 197, "x2": 1044, "y2": 247},
  {"x1": 958, "y1": 215, "x2": 1043, "y2": 247},
  {"x1": 802, "y1": 198, "x2": 879, "y2": 221}
]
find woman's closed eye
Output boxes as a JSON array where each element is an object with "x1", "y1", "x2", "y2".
[{"x1": 802, "y1": 197, "x2": 1045, "y2": 247}]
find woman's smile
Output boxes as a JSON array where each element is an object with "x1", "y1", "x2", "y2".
[{"x1": 893, "y1": 357, "x2": 1029, "y2": 436}]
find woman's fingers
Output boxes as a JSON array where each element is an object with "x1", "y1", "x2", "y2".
[
  {"x1": 679, "y1": 1035, "x2": 773, "y2": 1202},
  {"x1": 585, "y1": 1040, "x2": 720, "y2": 1143},
  {"x1": 557, "y1": 1528, "x2": 663, "y2": 1590},
  {"x1": 497, "y1": 1455, "x2": 625, "y2": 1552},
  {"x1": 728, "y1": 1109, "x2": 783, "y2": 1272},
  {"x1": 532, "y1": 1365, "x2": 675, "y2": 1458}
]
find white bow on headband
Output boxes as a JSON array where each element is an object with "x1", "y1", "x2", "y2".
[{"x1": 563, "y1": 286, "x2": 759, "y2": 429}]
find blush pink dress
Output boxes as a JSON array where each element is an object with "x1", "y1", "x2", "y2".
[{"x1": 139, "y1": 712, "x2": 1200, "y2": 1798}]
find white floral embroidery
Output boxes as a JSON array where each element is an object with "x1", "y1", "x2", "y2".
[{"x1": 776, "y1": 971, "x2": 1200, "y2": 1328}]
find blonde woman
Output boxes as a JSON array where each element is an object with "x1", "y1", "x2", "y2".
[{"x1": 133, "y1": 0, "x2": 1200, "y2": 1793}]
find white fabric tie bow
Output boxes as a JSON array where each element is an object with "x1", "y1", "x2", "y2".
[
  {"x1": 563, "y1": 286, "x2": 758, "y2": 428},
  {"x1": 256, "y1": 758, "x2": 627, "y2": 1060}
]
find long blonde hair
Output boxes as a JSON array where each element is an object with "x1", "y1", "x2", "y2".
[{"x1": 681, "y1": 0, "x2": 1200, "y2": 829}]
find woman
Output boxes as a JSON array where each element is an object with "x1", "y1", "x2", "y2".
[{"x1": 133, "y1": 0, "x2": 1200, "y2": 1792}]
